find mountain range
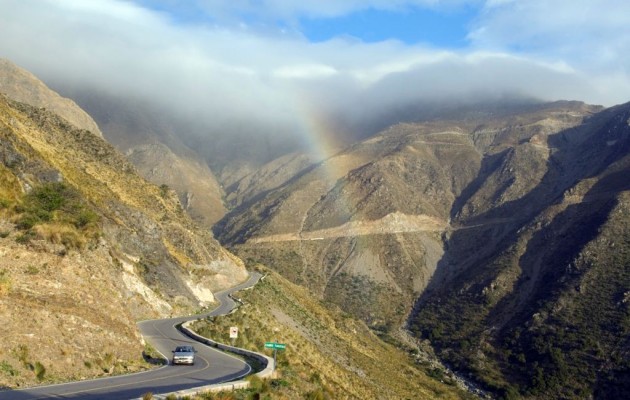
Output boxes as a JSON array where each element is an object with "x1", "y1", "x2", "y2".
[
  {"x1": 0, "y1": 59, "x2": 469, "y2": 399},
  {"x1": 215, "y1": 98, "x2": 629, "y2": 398},
  {"x1": 1, "y1": 58, "x2": 628, "y2": 399}
]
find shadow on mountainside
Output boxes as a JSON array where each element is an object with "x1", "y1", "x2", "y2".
[
  {"x1": 213, "y1": 161, "x2": 322, "y2": 244},
  {"x1": 489, "y1": 167, "x2": 630, "y2": 328},
  {"x1": 408, "y1": 102, "x2": 630, "y2": 395},
  {"x1": 416, "y1": 102, "x2": 630, "y2": 302}
]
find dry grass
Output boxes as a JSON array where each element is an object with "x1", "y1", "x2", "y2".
[
  {"x1": 32, "y1": 223, "x2": 86, "y2": 249},
  {"x1": 192, "y1": 266, "x2": 469, "y2": 400}
]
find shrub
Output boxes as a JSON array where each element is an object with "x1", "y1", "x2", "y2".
[
  {"x1": 25, "y1": 265, "x2": 39, "y2": 275},
  {"x1": 14, "y1": 182, "x2": 100, "y2": 247},
  {"x1": 74, "y1": 209, "x2": 98, "y2": 228},
  {"x1": 31, "y1": 183, "x2": 67, "y2": 212},
  {"x1": 0, "y1": 361, "x2": 19, "y2": 377},
  {"x1": 305, "y1": 388, "x2": 326, "y2": 400},
  {"x1": 34, "y1": 361, "x2": 46, "y2": 381},
  {"x1": 246, "y1": 374, "x2": 270, "y2": 393},
  {"x1": 159, "y1": 184, "x2": 170, "y2": 198},
  {"x1": 15, "y1": 230, "x2": 36, "y2": 244},
  {"x1": 15, "y1": 344, "x2": 29, "y2": 366},
  {"x1": 16, "y1": 214, "x2": 40, "y2": 230}
]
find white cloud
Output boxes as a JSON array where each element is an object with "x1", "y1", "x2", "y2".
[
  {"x1": 469, "y1": 0, "x2": 630, "y2": 76},
  {"x1": 273, "y1": 64, "x2": 339, "y2": 79},
  {"x1": 0, "y1": 0, "x2": 627, "y2": 164}
]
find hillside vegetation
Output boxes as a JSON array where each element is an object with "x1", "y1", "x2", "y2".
[
  {"x1": 0, "y1": 94, "x2": 246, "y2": 388},
  {"x1": 191, "y1": 267, "x2": 471, "y2": 400}
]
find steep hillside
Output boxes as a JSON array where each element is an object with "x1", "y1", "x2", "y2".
[
  {"x1": 38, "y1": 86, "x2": 228, "y2": 229},
  {"x1": 222, "y1": 152, "x2": 316, "y2": 209},
  {"x1": 410, "y1": 102, "x2": 630, "y2": 399},
  {"x1": 126, "y1": 142, "x2": 226, "y2": 228},
  {"x1": 0, "y1": 94, "x2": 246, "y2": 388},
  {"x1": 217, "y1": 102, "x2": 600, "y2": 330},
  {"x1": 216, "y1": 101, "x2": 629, "y2": 398},
  {"x1": 191, "y1": 266, "x2": 472, "y2": 400},
  {"x1": 0, "y1": 59, "x2": 102, "y2": 137}
]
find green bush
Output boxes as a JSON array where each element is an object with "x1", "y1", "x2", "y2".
[
  {"x1": 74, "y1": 209, "x2": 98, "y2": 228},
  {"x1": 34, "y1": 361, "x2": 46, "y2": 381},
  {"x1": 33, "y1": 183, "x2": 67, "y2": 211},
  {"x1": 14, "y1": 344, "x2": 29, "y2": 366},
  {"x1": 246, "y1": 374, "x2": 268, "y2": 392},
  {"x1": 16, "y1": 214, "x2": 40, "y2": 230},
  {"x1": 25, "y1": 265, "x2": 39, "y2": 275},
  {"x1": 13, "y1": 182, "x2": 100, "y2": 246},
  {"x1": 0, "y1": 361, "x2": 19, "y2": 377},
  {"x1": 159, "y1": 184, "x2": 170, "y2": 198}
]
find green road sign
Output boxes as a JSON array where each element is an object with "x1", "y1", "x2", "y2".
[{"x1": 265, "y1": 342, "x2": 286, "y2": 350}]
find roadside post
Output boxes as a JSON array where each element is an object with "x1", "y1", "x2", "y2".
[
  {"x1": 264, "y1": 340, "x2": 286, "y2": 371},
  {"x1": 229, "y1": 326, "x2": 238, "y2": 346}
]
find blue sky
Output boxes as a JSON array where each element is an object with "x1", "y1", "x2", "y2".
[
  {"x1": 133, "y1": 0, "x2": 479, "y2": 47},
  {"x1": 0, "y1": 0, "x2": 629, "y2": 146},
  {"x1": 299, "y1": 7, "x2": 476, "y2": 47}
]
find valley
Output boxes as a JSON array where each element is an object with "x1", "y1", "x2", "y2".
[{"x1": 0, "y1": 55, "x2": 628, "y2": 399}]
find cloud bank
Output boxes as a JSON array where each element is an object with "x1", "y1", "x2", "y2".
[{"x1": 0, "y1": 0, "x2": 628, "y2": 163}]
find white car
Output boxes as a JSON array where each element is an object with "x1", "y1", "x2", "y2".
[{"x1": 171, "y1": 345, "x2": 197, "y2": 365}]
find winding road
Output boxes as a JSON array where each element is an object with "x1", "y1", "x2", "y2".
[{"x1": 0, "y1": 272, "x2": 262, "y2": 400}]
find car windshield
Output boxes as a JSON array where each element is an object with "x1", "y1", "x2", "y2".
[{"x1": 175, "y1": 346, "x2": 193, "y2": 352}]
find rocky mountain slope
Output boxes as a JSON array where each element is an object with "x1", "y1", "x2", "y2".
[
  {"x1": 0, "y1": 60, "x2": 472, "y2": 400},
  {"x1": 217, "y1": 100, "x2": 629, "y2": 398},
  {"x1": 217, "y1": 102, "x2": 597, "y2": 325},
  {"x1": 0, "y1": 59, "x2": 102, "y2": 137},
  {"x1": 0, "y1": 59, "x2": 228, "y2": 229},
  {"x1": 62, "y1": 90, "x2": 229, "y2": 229},
  {"x1": 125, "y1": 142, "x2": 226, "y2": 228},
  {"x1": 0, "y1": 93, "x2": 246, "y2": 388},
  {"x1": 410, "y1": 102, "x2": 630, "y2": 399}
]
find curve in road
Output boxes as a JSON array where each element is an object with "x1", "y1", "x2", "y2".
[{"x1": 0, "y1": 272, "x2": 262, "y2": 400}]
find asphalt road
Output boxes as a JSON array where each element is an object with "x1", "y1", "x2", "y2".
[{"x1": 0, "y1": 272, "x2": 262, "y2": 400}]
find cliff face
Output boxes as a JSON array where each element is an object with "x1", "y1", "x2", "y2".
[
  {"x1": 0, "y1": 94, "x2": 246, "y2": 388},
  {"x1": 410, "y1": 102, "x2": 630, "y2": 398}
]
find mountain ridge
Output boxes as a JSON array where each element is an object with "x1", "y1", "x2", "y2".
[
  {"x1": 217, "y1": 99, "x2": 629, "y2": 398},
  {"x1": 0, "y1": 59, "x2": 103, "y2": 137}
]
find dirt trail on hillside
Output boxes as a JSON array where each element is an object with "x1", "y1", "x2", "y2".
[
  {"x1": 248, "y1": 184, "x2": 625, "y2": 245},
  {"x1": 248, "y1": 212, "x2": 448, "y2": 243},
  {"x1": 247, "y1": 212, "x2": 527, "y2": 244}
]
